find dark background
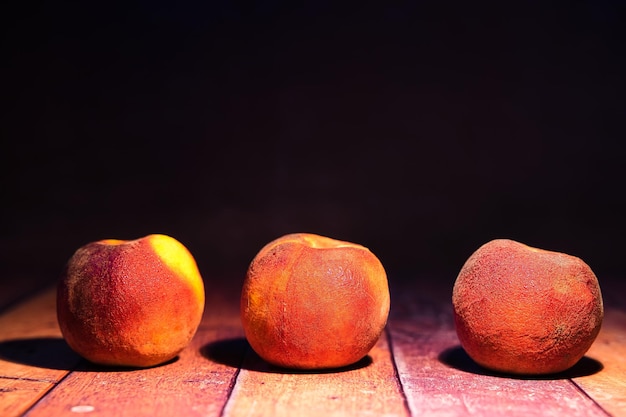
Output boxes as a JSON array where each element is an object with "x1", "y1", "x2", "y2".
[{"x1": 2, "y1": 1, "x2": 625, "y2": 294}]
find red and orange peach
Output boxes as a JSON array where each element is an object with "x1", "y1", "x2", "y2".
[
  {"x1": 241, "y1": 233, "x2": 390, "y2": 369},
  {"x1": 57, "y1": 234, "x2": 205, "y2": 367},
  {"x1": 452, "y1": 239, "x2": 603, "y2": 375}
]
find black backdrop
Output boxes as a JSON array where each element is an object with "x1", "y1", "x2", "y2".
[{"x1": 2, "y1": 1, "x2": 625, "y2": 289}]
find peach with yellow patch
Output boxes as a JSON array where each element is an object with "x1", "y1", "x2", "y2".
[
  {"x1": 241, "y1": 233, "x2": 390, "y2": 370},
  {"x1": 452, "y1": 239, "x2": 603, "y2": 375},
  {"x1": 57, "y1": 234, "x2": 205, "y2": 367}
]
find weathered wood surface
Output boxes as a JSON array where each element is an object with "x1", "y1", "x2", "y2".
[
  {"x1": 0, "y1": 276, "x2": 55, "y2": 315},
  {"x1": 19, "y1": 281, "x2": 244, "y2": 417},
  {"x1": 388, "y1": 290, "x2": 609, "y2": 417},
  {"x1": 0, "y1": 277, "x2": 624, "y2": 417},
  {"x1": 23, "y1": 325, "x2": 244, "y2": 417},
  {"x1": 0, "y1": 289, "x2": 80, "y2": 417},
  {"x1": 222, "y1": 332, "x2": 409, "y2": 417},
  {"x1": 574, "y1": 309, "x2": 626, "y2": 417}
]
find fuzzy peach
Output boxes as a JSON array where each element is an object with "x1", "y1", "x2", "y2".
[
  {"x1": 452, "y1": 239, "x2": 603, "y2": 375},
  {"x1": 241, "y1": 233, "x2": 390, "y2": 369},
  {"x1": 57, "y1": 234, "x2": 205, "y2": 367}
]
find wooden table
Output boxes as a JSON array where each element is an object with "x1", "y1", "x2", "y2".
[{"x1": 1, "y1": 276, "x2": 625, "y2": 417}]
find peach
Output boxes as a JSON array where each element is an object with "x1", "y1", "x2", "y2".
[
  {"x1": 57, "y1": 234, "x2": 205, "y2": 367},
  {"x1": 452, "y1": 239, "x2": 603, "y2": 375},
  {"x1": 241, "y1": 233, "x2": 390, "y2": 369}
]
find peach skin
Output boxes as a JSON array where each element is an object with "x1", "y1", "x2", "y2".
[
  {"x1": 57, "y1": 234, "x2": 205, "y2": 368},
  {"x1": 452, "y1": 239, "x2": 603, "y2": 375},
  {"x1": 241, "y1": 233, "x2": 390, "y2": 370}
]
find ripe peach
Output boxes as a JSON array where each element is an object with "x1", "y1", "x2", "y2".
[
  {"x1": 241, "y1": 233, "x2": 390, "y2": 369},
  {"x1": 57, "y1": 234, "x2": 205, "y2": 367},
  {"x1": 452, "y1": 239, "x2": 603, "y2": 375}
]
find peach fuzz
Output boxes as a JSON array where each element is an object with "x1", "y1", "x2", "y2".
[
  {"x1": 57, "y1": 234, "x2": 205, "y2": 368},
  {"x1": 241, "y1": 233, "x2": 390, "y2": 370},
  {"x1": 452, "y1": 239, "x2": 603, "y2": 375}
]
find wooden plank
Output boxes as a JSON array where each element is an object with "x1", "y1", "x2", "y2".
[
  {"x1": 0, "y1": 281, "x2": 35, "y2": 313},
  {"x1": 3, "y1": 276, "x2": 624, "y2": 417},
  {"x1": 0, "y1": 379, "x2": 58, "y2": 417},
  {"x1": 573, "y1": 309, "x2": 626, "y2": 417},
  {"x1": 388, "y1": 287, "x2": 611, "y2": 417},
  {"x1": 222, "y1": 333, "x2": 410, "y2": 417},
  {"x1": 23, "y1": 283, "x2": 245, "y2": 417},
  {"x1": 24, "y1": 326, "x2": 245, "y2": 417},
  {"x1": 0, "y1": 287, "x2": 80, "y2": 417},
  {"x1": 0, "y1": 276, "x2": 54, "y2": 313}
]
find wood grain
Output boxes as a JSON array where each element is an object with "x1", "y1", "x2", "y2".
[
  {"x1": 0, "y1": 288, "x2": 80, "y2": 417},
  {"x1": 387, "y1": 288, "x2": 611, "y2": 417},
  {"x1": 23, "y1": 326, "x2": 244, "y2": 417},
  {"x1": 222, "y1": 333, "x2": 409, "y2": 417},
  {"x1": 0, "y1": 272, "x2": 56, "y2": 314},
  {"x1": 23, "y1": 282, "x2": 245, "y2": 417},
  {"x1": 1, "y1": 276, "x2": 625, "y2": 417},
  {"x1": 573, "y1": 309, "x2": 626, "y2": 417}
]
